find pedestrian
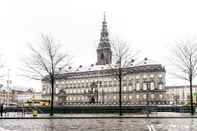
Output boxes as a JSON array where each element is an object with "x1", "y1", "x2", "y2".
[{"x1": 0, "y1": 104, "x2": 3, "y2": 117}]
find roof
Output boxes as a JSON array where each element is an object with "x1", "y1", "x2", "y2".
[
  {"x1": 42, "y1": 58, "x2": 165, "y2": 81},
  {"x1": 135, "y1": 58, "x2": 161, "y2": 66},
  {"x1": 60, "y1": 58, "x2": 164, "y2": 74}
]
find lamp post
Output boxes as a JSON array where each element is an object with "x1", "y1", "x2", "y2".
[
  {"x1": 184, "y1": 69, "x2": 187, "y2": 105},
  {"x1": 144, "y1": 81, "x2": 151, "y2": 117},
  {"x1": 6, "y1": 69, "x2": 11, "y2": 106}
]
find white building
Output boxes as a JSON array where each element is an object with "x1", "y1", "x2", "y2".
[
  {"x1": 12, "y1": 89, "x2": 42, "y2": 104},
  {"x1": 166, "y1": 85, "x2": 197, "y2": 105},
  {"x1": 42, "y1": 15, "x2": 167, "y2": 106}
]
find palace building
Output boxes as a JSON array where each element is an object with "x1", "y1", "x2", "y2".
[{"x1": 41, "y1": 15, "x2": 167, "y2": 106}]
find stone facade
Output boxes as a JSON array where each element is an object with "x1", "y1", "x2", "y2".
[
  {"x1": 166, "y1": 85, "x2": 197, "y2": 105},
  {"x1": 42, "y1": 64, "x2": 166, "y2": 105},
  {"x1": 42, "y1": 15, "x2": 167, "y2": 106}
]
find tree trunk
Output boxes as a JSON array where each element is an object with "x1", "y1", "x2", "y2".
[
  {"x1": 190, "y1": 75, "x2": 194, "y2": 115},
  {"x1": 50, "y1": 76, "x2": 54, "y2": 116},
  {"x1": 119, "y1": 68, "x2": 122, "y2": 116}
]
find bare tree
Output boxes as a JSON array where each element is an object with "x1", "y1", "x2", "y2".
[
  {"x1": 171, "y1": 40, "x2": 197, "y2": 115},
  {"x1": 22, "y1": 34, "x2": 71, "y2": 116},
  {"x1": 110, "y1": 38, "x2": 137, "y2": 116}
]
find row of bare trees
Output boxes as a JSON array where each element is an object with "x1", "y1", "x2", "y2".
[
  {"x1": 22, "y1": 34, "x2": 197, "y2": 116},
  {"x1": 23, "y1": 34, "x2": 136, "y2": 116}
]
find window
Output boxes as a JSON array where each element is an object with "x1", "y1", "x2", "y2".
[
  {"x1": 113, "y1": 87, "x2": 116, "y2": 92},
  {"x1": 151, "y1": 94, "x2": 154, "y2": 99},
  {"x1": 129, "y1": 86, "x2": 132, "y2": 91},
  {"x1": 123, "y1": 76, "x2": 127, "y2": 80},
  {"x1": 129, "y1": 79, "x2": 132, "y2": 86},
  {"x1": 129, "y1": 95, "x2": 132, "y2": 99},
  {"x1": 136, "y1": 75, "x2": 140, "y2": 79},
  {"x1": 113, "y1": 96, "x2": 116, "y2": 100},
  {"x1": 123, "y1": 86, "x2": 127, "y2": 92},
  {"x1": 136, "y1": 95, "x2": 139, "y2": 99},
  {"x1": 143, "y1": 83, "x2": 147, "y2": 90},
  {"x1": 108, "y1": 88, "x2": 111, "y2": 92},
  {"x1": 124, "y1": 95, "x2": 126, "y2": 100},
  {"x1": 136, "y1": 83, "x2": 140, "y2": 91},
  {"x1": 150, "y1": 82, "x2": 154, "y2": 90},
  {"x1": 159, "y1": 84, "x2": 163, "y2": 90},
  {"x1": 158, "y1": 74, "x2": 162, "y2": 78},
  {"x1": 143, "y1": 75, "x2": 147, "y2": 78}
]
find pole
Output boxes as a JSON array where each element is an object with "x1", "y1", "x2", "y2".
[
  {"x1": 189, "y1": 75, "x2": 194, "y2": 115},
  {"x1": 119, "y1": 68, "x2": 122, "y2": 116},
  {"x1": 50, "y1": 75, "x2": 54, "y2": 116}
]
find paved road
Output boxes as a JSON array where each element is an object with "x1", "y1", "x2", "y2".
[{"x1": 0, "y1": 118, "x2": 196, "y2": 131}]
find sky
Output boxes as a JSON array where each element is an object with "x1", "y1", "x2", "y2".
[{"x1": 0, "y1": 0, "x2": 197, "y2": 91}]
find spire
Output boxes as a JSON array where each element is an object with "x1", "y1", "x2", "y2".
[
  {"x1": 98, "y1": 12, "x2": 110, "y2": 48},
  {"x1": 96, "y1": 13, "x2": 112, "y2": 65}
]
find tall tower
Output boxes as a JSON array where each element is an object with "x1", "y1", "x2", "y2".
[{"x1": 96, "y1": 13, "x2": 112, "y2": 65}]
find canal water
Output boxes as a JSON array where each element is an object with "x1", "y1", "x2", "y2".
[{"x1": 0, "y1": 118, "x2": 196, "y2": 131}]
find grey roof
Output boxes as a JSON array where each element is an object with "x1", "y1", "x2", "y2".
[{"x1": 42, "y1": 63, "x2": 165, "y2": 81}]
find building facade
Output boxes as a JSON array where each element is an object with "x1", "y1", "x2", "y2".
[
  {"x1": 0, "y1": 90, "x2": 14, "y2": 106},
  {"x1": 42, "y1": 15, "x2": 167, "y2": 106},
  {"x1": 166, "y1": 85, "x2": 197, "y2": 105}
]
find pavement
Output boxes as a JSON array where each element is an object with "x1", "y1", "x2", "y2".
[{"x1": 1, "y1": 112, "x2": 197, "y2": 119}]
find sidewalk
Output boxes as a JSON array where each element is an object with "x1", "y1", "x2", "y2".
[{"x1": 1, "y1": 112, "x2": 197, "y2": 119}]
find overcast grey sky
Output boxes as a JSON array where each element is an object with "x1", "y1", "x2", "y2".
[{"x1": 0, "y1": 0, "x2": 197, "y2": 91}]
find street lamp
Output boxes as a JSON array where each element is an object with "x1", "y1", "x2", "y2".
[{"x1": 144, "y1": 81, "x2": 151, "y2": 117}]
